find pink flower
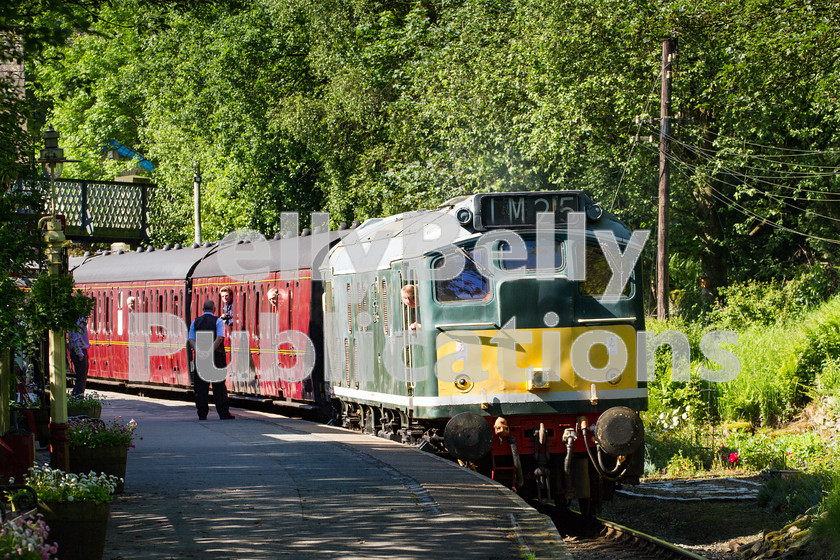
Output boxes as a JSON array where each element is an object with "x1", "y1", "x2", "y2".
[{"x1": 729, "y1": 452, "x2": 740, "y2": 465}]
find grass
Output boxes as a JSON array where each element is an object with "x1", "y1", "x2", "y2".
[{"x1": 812, "y1": 476, "x2": 840, "y2": 559}]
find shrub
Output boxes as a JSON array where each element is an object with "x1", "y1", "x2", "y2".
[
  {"x1": 757, "y1": 472, "x2": 828, "y2": 516},
  {"x1": 812, "y1": 476, "x2": 840, "y2": 559},
  {"x1": 725, "y1": 431, "x2": 831, "y2": 472}
]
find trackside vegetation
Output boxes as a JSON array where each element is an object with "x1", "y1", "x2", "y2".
[{"x1": 645, "y1": 266, "x2": 840, "y2": 557}]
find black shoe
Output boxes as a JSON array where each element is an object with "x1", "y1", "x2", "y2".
[
  {"x1": 220, "y1": 414, "x2": 235, "y2": 420},
  {"x1": 198, "y1": 416, "x2": 207, "y2": 421}
]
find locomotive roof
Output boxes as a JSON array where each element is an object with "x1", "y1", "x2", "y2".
[
  {"x1": 70, "y1": 244, "x2": 217, "y2": 283},
  {"x1": 328, "y1": 210, "x2": 476, "y2": 275},
  {"x1": 328, "y1": 191, "x2": 632, "y2": 275},
  {"x1": 192, "y1": 230, "x2": 349, "y2": 279}
]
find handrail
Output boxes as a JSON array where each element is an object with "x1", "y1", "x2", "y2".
[{"x1": 0, "y1": 484, "x2": 39, "y2": 521}]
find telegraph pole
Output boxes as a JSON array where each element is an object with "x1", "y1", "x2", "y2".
[{"x1": 657, "y1": 37, "x2": 676, "y2": 320}]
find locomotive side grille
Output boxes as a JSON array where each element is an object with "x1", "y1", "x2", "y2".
[
  {"x1": 354, "y1": 339, "x2": 359, "y2": 388},
  {"x1": 381, "y1": 279, "x2": 389, "y2": 336},
  {"x1": 344, "y1": 338, "x2": 351, "y2": 387},
  {"x1": 346, "y1": 283, "x2": 352, "y2": 333}
]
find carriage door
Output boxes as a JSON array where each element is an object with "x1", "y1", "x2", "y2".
[{"x1": 395, "y1": 268, "x2": 424, "y2": 396}]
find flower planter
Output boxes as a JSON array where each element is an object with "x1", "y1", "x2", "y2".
[
  {"x1": 69, "y1": 445, "x2": 128, "y2": 493},
  {"x1": 67, "y1": 404, "x2": 102, "y2": 418},
  {"x1": 38, "y1": 500, "x2": 110, "y2": 560}
]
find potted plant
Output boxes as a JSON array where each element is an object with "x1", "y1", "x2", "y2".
[
  {"x1": 67, "y1": 416, "x2": 137, "y2": 493},
  {"x1": 0, "y1": 512, "x2": 58, "y2": 559},
  {"x1": 66, "y1": 391, "x2": 108, "y2": 419},
  {"x1": 21, "y1": 464, "x2": 120, "y2": 560}
]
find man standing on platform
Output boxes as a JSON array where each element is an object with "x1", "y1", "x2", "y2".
[
  {"x1": 187, "y1": 300, "x2": 235, "y2": 420},
  {"x1": 67, "y1": 316, "x2": 90, "y2": 397}
]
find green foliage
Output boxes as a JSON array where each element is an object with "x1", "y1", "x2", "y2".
[
  {"x1": 24, "y1": 274, "x2": 94, "y2": 336},
  {"x1": 757, "y1": 472, "x2": 828, "y2": 517},
  {"x1": 725, "y1": 430, "x2": 833, "y2": 473},
  {"x1": 708, "y1": 290, "x2": 840, "y2": 425},
  {"x1": 663, "y1": 450, "x2": 702, "y2": 478},
  {"x1": 716, "y1": 323, "x2": 803, "y2": 425},
  {"x1": 793, "y1": 298, "x2": 840, "y2": 395},
  {"x1": 812, "y1": 476, "x2": 840, "y2": 559},
  {"x1": 0, "y1": 187, "x2": 43, "y2": 351},
  {"x1": 22, "y1": 0, "x2": 840, "y2": 282},
  {"x1": 709, "y1": 265, "x2": 840, "y2": 330}
]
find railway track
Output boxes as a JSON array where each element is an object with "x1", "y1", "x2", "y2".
[{"x1": 547, "y1": 506, "x2": 709, "y2": 560}]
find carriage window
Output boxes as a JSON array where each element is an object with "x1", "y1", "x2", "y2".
[
  {"x1": 240, "y1": 289, "x2": 247, "y2": 328},
  {"x1": 499, "y1": 238, "x2": 564, "y2": 270},
  {"x1": 105, "y1": 295, "x2": 111, "y2": 334},
  {"x1": 579, "y1": 245, "x2": 632, "y2": 297},
  {"x1": 254, "y1": 290, "x2": 260, "y2": 334},
  {"x1": 434, "y1": 249, "x2": 490, "y2": 303}
]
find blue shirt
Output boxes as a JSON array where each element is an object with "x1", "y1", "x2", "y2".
[
  {"x1": 67, "y1": 318, "x2": 90, "y2": 357},
  {"x1": 188, "y1": 312, "x2": 225, "y2": 341}
]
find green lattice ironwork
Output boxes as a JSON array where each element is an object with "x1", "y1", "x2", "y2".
[{"x1": 49, "y1": 179, "x2": 152, "y2": 242}]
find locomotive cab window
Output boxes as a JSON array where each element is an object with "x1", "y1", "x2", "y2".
[
  {"x1": 433, "y1": 248, "x2": 490, "y2": 303},
  {"x1": 498, "y1": 237, "x2": 564, "y2": 271},
  {"x1": 579, "y1": 244, "x2": 634, "y2": 298}
]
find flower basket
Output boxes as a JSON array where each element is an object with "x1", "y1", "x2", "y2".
[
  {"x1": 69, "y1": 445, "x2": 128, "y2": 493},
  {"x1": 21, "y1": 465, "x2": 120, "y2": 560},
  {"x1": 66, "y1": 391, "x2": 108, "y2": 419},
  {"x1": 68, "y1": 417, "x2": 137, "y2": 493},
  {"x1": 66, "y1": 404, "x2": 102, "y2": 418},
  {"x1": 37, "y1": 500, "x2": 110, "y2": 560}
]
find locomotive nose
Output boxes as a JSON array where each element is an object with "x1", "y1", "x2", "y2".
[{"x1": 595, "y1": 406, "x2": 644, "y2": 457}]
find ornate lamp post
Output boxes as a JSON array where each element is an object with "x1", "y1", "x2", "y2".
[{"x1": 35, "y1": 125, "x2": 77, "y2": 471}]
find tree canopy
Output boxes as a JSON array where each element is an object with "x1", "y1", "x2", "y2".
[{"x1": 9, "y1": 0, "x2": 840, "y2": 310}]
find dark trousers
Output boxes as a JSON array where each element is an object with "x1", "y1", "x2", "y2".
[
  {"x1": 70, "y1": 350, "x2": 89, "y2": 397},
  {"x1": 193, "y1": 374, "x2": 231, "y2": 419}
]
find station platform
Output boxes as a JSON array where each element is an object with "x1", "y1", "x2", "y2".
[{"x1": 45, "y1": 392, "x2": 570, "y2": 559}]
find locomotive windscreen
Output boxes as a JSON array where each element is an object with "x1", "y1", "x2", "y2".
[{"x1": 474, "y1": 192, "x2": 580, "y2": 230}]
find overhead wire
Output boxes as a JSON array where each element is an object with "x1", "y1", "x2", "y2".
[
  {"x1": 609, "y1": 68, "x2": 662, "y2": 212},
  {"x1": 638, "y1": 142, "x2": 840, "y2": 245},
  {"x1": 641, "y1": 125, "x2": 840, "y2": 202}
]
